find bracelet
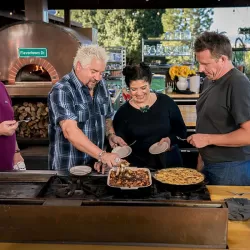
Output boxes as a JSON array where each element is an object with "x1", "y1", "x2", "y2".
[
  {"x1": 98, "y1": 151, "x2": 106, "y2": 163},
  {"x1": 107, "y1": 132, "x2": 116, "y2": 139},
  {"x1": 15, "y1": 149, "x2": 21, "y2": 153}
]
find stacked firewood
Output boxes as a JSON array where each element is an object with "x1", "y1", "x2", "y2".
[{"x1": 13, "y1": 102, "x2": 49, "y2": 138}]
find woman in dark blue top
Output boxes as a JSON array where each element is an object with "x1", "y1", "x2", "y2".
[{"x1": 113, "y1": 63, "x2": 187, "y2": 169}]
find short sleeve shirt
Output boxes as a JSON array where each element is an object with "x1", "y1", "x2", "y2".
[
  {"x1": 47, "y1": 69, "x2": 114, "y2": 171},
  {"x1": 196, "y1": 68, "x2": 250, "y2": 163}
]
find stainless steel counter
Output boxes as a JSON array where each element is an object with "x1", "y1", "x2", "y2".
[{"x1": 0, "y1": 170, "x2": 228, "y2": 248}]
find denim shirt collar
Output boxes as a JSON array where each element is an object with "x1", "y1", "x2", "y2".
[{"x1": 69, "y1": 69, "x2": 104, "y2": 91}]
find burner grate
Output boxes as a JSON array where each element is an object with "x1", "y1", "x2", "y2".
[{"x1": 39, "y1": 175, "x2": 211, "y2": 201}]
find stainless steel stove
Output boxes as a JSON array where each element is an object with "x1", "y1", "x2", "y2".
[
  {"x1": 0, "y1": 172, "x2": 227, "y2": 248},
  {"x1": 37, "y1": 175, "x2": 211, "y2": 201}
]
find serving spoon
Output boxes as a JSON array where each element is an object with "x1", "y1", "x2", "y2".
[
  {"x1": 128, "y1": 140, "x2": 137, "y2": 146},
  {"x1": 18, "y1": 118, "x2": 31, "y2": 124}
]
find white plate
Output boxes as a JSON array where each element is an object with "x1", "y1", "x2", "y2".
[
  {"x1": 70, "y1": 165, "x2": 92, "y2": 176},
  {"x1": 111, "y1": 146, "x2": 132, "y2": 158},
  {"x1": 149, "y1": 142, "x2": 169, "y2": 155}
]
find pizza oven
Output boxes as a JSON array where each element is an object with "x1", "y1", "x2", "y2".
[
  {"x1": 0, "y1": 20, "x2": 95, "y2": 115},
  {"x1": 0, "y1": 20, "x2": 95, "y2": 136},
  {"x1": 15, "y1": 64, "x2": 52, "y2": 83},
  {"x1": 0, "y1": 20, "x2": 97, "y2": 169},
  {"x1": 0, "y1": 20, "x2": 95, "y2": 90}
]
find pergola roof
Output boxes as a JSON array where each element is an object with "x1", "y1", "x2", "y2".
[{"x1": 2, "y1": 0, "x2": 250, "y2": 10}]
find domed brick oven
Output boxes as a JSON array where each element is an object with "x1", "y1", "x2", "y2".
[{"x1": 0, "y1": 20, "x2": 96, "y2": 169}]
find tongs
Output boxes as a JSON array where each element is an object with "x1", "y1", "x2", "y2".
[
  {"x1": 115, "y1": 162, "x2": 129, "y2": 176},
  {"x1": 115, "y1": 165, "x2": 125, "y2": 176}
]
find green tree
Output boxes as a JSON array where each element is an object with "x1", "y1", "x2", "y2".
[
  {"x1": 56, "y1": 10, "x2": 64, "y2": 18},
  {"x1": 233, "y1": 32, "x2": 250, "y2": 79},
  {"x1": 56, "y1": 9, "x2": 213, "y2": 64},
  {"x1": 56, "y1": 9, "x2": 164, "y2": 63},
  {"x1": 128, "y1": 9, "x2": 165, "y2": 63},
  {"x1": 128, "y1": 9, "x2": 165, "y2": 38},
  {"x1": 97, "y1": 9, "x2": 141, "y2": 64},
  {"x1": 161, "y1": 8, "x2": 214, "y2": 64},
  {"x1": 162, "y1": 8, "x2": 214, "y2": 39}
]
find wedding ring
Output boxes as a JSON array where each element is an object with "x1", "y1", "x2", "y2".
[{"x1": 115, "y1": 157, "x2": 121, "y2": 163}]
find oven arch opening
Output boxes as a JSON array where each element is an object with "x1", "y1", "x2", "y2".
[{"x1": 15, "y1": 64, "x2": 52, "y2": 82}]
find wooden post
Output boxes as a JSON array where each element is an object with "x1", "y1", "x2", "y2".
[
  {"x1": 64, "y1": 9, "x2": 71, "y2": 27},
  {"x1": 24, "y1": 0, "x2": 48, "y2": 22}
]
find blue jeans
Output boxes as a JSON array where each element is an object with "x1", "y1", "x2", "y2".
[{"x1": 203, "y1": 160, "x2": 250, "y2": 186}]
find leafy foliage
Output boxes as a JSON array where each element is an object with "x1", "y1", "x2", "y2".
[
  {"x1": 56, "y1": 9, "x2": 214, "y2": 64},
  {"x1": 161, "y1": 8, "x2": 214, "y2": 64},
  {"x1": 57, "y1": 9, "x2": 164, "y2": 63},
  {"x1": 162, "y1": 8, "x2": 214, "y2": 38}
]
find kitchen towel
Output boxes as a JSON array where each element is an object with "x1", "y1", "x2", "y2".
[{"x1": 225, "y1": 198, "x2": 250, "y2": 221}]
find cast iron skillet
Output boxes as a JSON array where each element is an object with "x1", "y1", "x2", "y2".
[{"x1": 152, "y1": 167, "x2": 207, "y2": 193}]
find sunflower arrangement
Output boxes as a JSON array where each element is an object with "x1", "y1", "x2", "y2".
[{"x1": 169, "y1": 65, "x2": 196, "y2": 80}]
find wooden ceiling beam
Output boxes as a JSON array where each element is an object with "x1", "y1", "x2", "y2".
[{"x1": 1, "y1": 0, "x2": 250, "y2": 11}]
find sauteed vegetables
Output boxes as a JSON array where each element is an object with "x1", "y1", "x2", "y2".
[{"x1": 109, "y1": 168, "x2": 150, "y2": 188}]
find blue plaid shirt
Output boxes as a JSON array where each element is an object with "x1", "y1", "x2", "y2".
[{"x1": 47, "y1": 69, "x2": 114, "y2": 171}]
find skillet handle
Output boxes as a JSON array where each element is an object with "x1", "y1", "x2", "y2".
[{"x1": 203, "y1": 180, "x2": 209, "y2": 185}]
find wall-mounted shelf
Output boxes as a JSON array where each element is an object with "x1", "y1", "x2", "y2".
[
  {"x1": 166, "y1": 93, "x2": 199, "y2": 100},
  {"x1": 233, "y1": 48, "x2": 250, "y2": 52},
  {"x1": 232, "y1": 37, "x2": 250, "y2": 76},
  {"x1": 105, "y1": 46, "x2": 126, "y2": 87},
  {"x1": 143, "y1": 39, "x2": 192, "y2": 42},
  {"x1": 142, "y1": 38, "x2": 194, "y2": 63},
  {"x1": 107, "y1": 61, "x2": 123, "y2": 64},
  {"x1": 104, "y1": 46, "x2": 126, "y2": 110}
]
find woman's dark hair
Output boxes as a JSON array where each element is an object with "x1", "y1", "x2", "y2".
[
  {"x1": 122, "y1": 62, "x2": 152, "y2": 88},
  {"x1": 194, "y1": 31, "x2": 232, "y2": 60}
]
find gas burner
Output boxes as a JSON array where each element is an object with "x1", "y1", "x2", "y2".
[
  {"x1": 38, "y1": 176, "x2": 211, "y2": 201},
  {"x1": 150, "y1": 183, "x2": 211, "y2": 201},
  {"x1": 150, "y1": 187, "x2": 189, "y2": 200},
  {"x1": 189, "y1": 193, "x2": 203, "y2": 200},
  {"x1": 53, "y1": 176, "x2": 76, "y2": 198},
  {"x1": 46, "y1": 176, "x2": 110, "y2": 199},
  {"x1": 55, "y1": 183, "x2": 76, "y2": 198},
  {"x1": 169, "y1": 192, "x2": 189, "y2": 200}
]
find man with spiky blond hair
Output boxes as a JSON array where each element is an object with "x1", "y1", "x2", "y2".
[{"x1": 48, "y1": 45, "x2": 126, "y2": 172}]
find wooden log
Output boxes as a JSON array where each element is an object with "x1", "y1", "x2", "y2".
[{"x1": 13, "y1": 102, "x2": 49, "y2": 138}]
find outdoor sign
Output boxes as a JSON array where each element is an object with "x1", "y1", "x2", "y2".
[{"x1": 18, "y1": 48, "x2": 48, "y2": 58}]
